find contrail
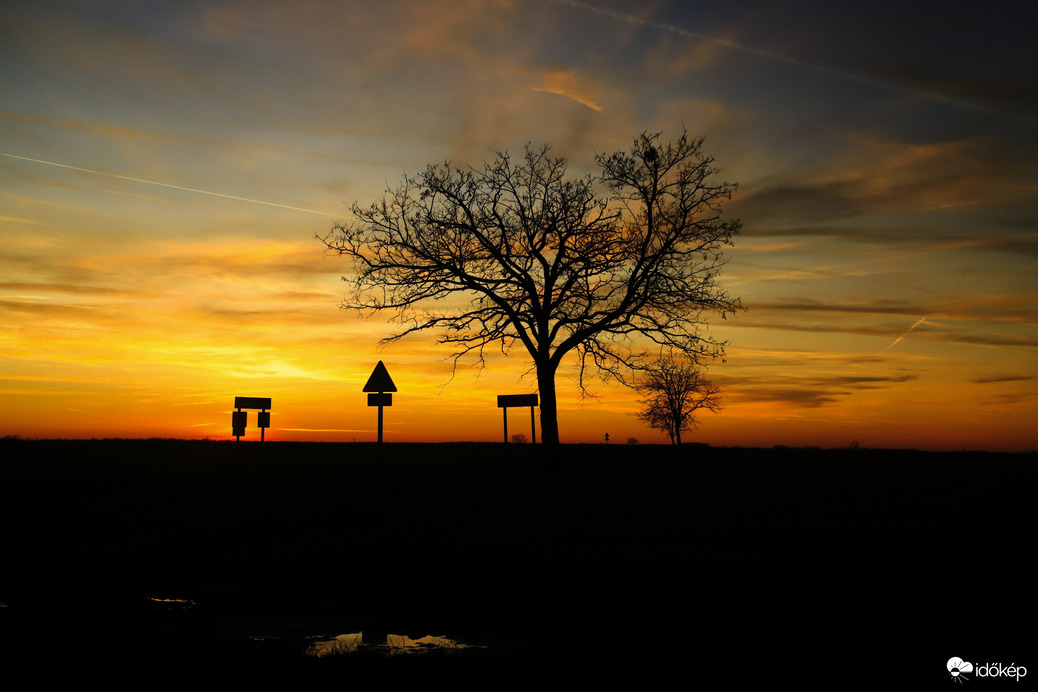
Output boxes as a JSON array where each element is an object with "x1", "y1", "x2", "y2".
[
  {"x1": 551, "y1": 0, "x2": 827, "y2": 73},
  {"x1": 884, "y1": 315, "x2": 928, "y2": 352},
  {"x1": 883, "y1": 245, "x2": 979, "y2": 351},
  {"x1": 2, "y1": 153, "x2": 340, "y2": 218},
  {"x1": 951, "y1": 246, "x2": 978, "y2": 299},
  {"x1": 551, "y1": 0, "x2": 1028, "y2": 121}
]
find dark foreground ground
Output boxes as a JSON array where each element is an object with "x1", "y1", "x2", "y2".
[{"x1": 1, "y1": 440, "x2": 1034, "y2": 688}]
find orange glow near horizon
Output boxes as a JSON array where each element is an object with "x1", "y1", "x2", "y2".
[{"x1": 3, "y1": 320, "x2": 1034, "y2": 451}]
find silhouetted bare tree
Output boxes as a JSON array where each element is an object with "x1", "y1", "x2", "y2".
[
  {"x1": 636, "y1": 355, "x2": 721, "y2": 445},
  {"x1": 321, "y1": 131, "x2": 741, "y2": 446}
]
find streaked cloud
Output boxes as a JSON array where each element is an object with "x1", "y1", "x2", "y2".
[
  {"x1": 734, "y1": 136, "x2": 1032, "y2": 233},
  {"x1": 720, "y1": 373, "x2": 919, "y2": 409},
  {"x1": 1, "y1": 110, "x2": 221, "y2": 146},
  {"x1": 973, "y1": 374, "x2": 1035, "y2": 385}
]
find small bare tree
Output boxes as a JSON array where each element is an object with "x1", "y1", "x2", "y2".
[
  {"x1": 636, "y1": 356, "x2": 721, "y2": 445},
  {"x1": 321, "y1": 131, "x2": 741, "y2": 446}
]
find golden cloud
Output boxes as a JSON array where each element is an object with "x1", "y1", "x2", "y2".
[{"x1": 531, "y1": 70, "x2": 603, "y2": 111}]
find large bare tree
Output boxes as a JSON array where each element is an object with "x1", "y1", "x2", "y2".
[{"x1": 320, "y1": 131, "x2": 741, "y2": 446}]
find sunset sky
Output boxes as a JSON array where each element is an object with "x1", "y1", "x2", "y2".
[{"x1": 2, "y1": 0, "x2": 1035, "y2": 450}]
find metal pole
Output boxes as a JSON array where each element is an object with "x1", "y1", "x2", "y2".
[
  {"x1": 377, "y1": 400, "x2": 384, "y2": 443},
  {"x1": 503, "y1": 407, "x2": 508, "y2": 443},
  {"x1": 530, "y1": 405, "x2": 536, "y2": 444}
]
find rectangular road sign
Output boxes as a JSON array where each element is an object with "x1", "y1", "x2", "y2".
[
  {"x1": 367, "y1": 392, "x2": 393, "y2": 407},
  {"x1": 235, "y1": 396, "x2": 271, "y2": 410},
  {"x1": 232, "y1": 410, "x2": 247, "y2": 438},
  {"x1": 497, "y1": 394, "x2": 538, "y2": 408}
]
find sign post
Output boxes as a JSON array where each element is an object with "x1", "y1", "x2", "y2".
[
  {"x1": 363, "y1": 361, "x2": 397, "y2": 443},
  {"x1": 232, "y1": 411, "x2": 247, "y2": 440},
  {"x1": 497, "y1": 394, "x2": 538, "y2": 443},
  {"x1": 232, "y1": 397, "x2": 272, "y2": 441}
]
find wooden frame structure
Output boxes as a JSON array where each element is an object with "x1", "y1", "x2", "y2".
[{"x1": 497, "y1": 394, "x2": 538, "y2": 443}]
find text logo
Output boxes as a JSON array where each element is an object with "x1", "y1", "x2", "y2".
[{"x1": 948, "y1": 657, "x2": 1028, "y2": 683}]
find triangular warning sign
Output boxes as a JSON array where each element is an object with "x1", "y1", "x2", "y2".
[{"x1": 362, "y1": 361, "x2": 397, "y2": 392}]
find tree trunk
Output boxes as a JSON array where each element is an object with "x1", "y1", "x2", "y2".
[{"x1": 537, "y1": 360, "x2": 560, "y2": 446}]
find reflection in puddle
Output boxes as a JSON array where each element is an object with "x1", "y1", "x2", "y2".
[
  {"x1": 139, "y1": 599, "x2": 477, "y2": 659},
  {"x1": 146, "y1": 597, "x2": 196, "y2": 610},
  {"x1": 306, "y1": 632, "x2": 474, "y2": 657},
  {"x1": 385, "y1": 634, "x2": 467, "y2": 654},
  {"x1": 306, "y1": 633, "x2": 362, "y2": 657}
]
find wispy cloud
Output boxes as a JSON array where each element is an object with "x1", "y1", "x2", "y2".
[
  {"x1": 973, "y1": 374, "x2": 1034, "y2": 384},
  {"x1": 551, "y1": 0, "x2": 841, "y2": 74},
  {"x1": 733, "y1": 136, "x2": 1032, "y2": 233},
  {"x1": 720, "y1": 373, "x2": 919, "y2": 408},
  {"x1": 531, "y1": 70, "x2": 603, "y2": 111},
  {"x1": 0, "y1": 214, "x2": 40, "y2": 225},
  {"x1": 729, "y1": 295, "x2": 1038, "y2": 352},
  {"x1": 552, "y1": 0, "x2": 1037, "y2": 122},
  {"x1": 0, "y1": 299, "x2": 102, "y2": 317},
  {"x1": 0, "y1": 110, "x2": 219, "y2": 146},
  {"x1": 0, "y1": 282, "x2": 125, "y2": 296}
]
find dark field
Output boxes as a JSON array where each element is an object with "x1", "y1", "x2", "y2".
[{"x1": 1, "y1": 440, "x2": 1034, "y2": 687}]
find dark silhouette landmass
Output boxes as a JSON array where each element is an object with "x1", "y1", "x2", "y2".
[{"x1": 0, "y1": 440, "x2": 1033, "y2": 685}]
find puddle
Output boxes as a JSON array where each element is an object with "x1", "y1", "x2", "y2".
[
  {"x1": 146, "y1": 597, "x2": 196, "y2": 610},
  {"x1": 306, "y1": 633, "x2": 363, "y2": 657},
  {"x1": 384, "y1": 633, "x2": 469, "y2": 654},
  {"x1": 138, "y1": 598, "x2": 479, "y2": 659},
  {"x1": 306, "y1": 632, "x2": 475, "y2": 657}
]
